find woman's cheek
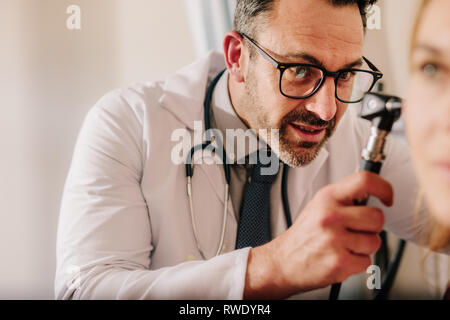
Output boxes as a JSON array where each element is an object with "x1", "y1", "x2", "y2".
[{"x1": 405, "y1": 84, "x2": 431, "y2": 178}]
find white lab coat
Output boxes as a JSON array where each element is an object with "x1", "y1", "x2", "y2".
[{"x1": 55, "y1": 51, "x2": 425, "y2": 300}]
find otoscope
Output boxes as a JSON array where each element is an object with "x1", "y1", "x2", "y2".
[{"x1": 329, "y1": 92, "x2": 405, "y2": 300}]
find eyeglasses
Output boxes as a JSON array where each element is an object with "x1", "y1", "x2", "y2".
[{"x1": 240, "y1": 33, "x2": 383, "y2": 104}]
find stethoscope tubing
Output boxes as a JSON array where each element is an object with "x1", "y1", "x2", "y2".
[{"x1": 184, "y1": 69, "x2": 292, "y2": 260}]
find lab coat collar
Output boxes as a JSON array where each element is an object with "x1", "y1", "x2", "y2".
[
  {"x1": 159, "y1": 51, "x2": 234, "y2": 216},
  {"x1": 159, "y1": 51, "x2": 226, "y2": 131}
]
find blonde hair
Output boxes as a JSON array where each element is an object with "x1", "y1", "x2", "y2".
[{"x1": 410, "y1": 0, "x2": 450, "y2": 253}]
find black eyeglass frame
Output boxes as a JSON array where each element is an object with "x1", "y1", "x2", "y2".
[{"x1": 239, "y1": 33, "x2": 384, "y2": 103}]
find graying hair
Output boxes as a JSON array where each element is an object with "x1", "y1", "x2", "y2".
[{"x1": 234, "y1": 0, "x2": 378, "y2": 39}]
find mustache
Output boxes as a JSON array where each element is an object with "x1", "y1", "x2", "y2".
[{"x1": 281, "y1": 109, "x2": 336, "y2": 130}]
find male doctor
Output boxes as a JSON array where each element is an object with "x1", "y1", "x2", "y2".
[{"x1": 56, "y1": 0, "x2": 426, "y2": 299}]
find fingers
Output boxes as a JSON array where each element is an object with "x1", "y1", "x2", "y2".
[
  {"x1": 340, "y1": 206, "x2": 385, "y2": 233},
  {"x1": 347, "y1": 252, "x2": 372, "y2": 274},
  {"x1": 323, "y1": 205, "x2": 384, "y2": 255},
  {"x1": 345, "y1": 231, "x2": 382, "y2": 255},
  {"x1": 330, "y1": 171, "x2": 394, "y2": 207},
  {"x1": 333, "y1": 250, "x2": 372, "y2": 282}
]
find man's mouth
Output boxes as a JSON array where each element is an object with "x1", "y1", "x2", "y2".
[
  {"x1": 288, "y1": 122, "x2": 327, "y2": 143},
  {"x1": 291, "y1": 122, "x2": 326, "y2": 133}
]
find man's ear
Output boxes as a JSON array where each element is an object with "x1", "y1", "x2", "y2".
[{"x1": 223, "y1": 31, "x2": 246, "y2": 83}]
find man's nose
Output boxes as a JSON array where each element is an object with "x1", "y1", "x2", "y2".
[{"x1": 304, "y1": 77, "x2": 338, "y2": 122}]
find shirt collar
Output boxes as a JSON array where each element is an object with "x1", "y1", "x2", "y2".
[
  {"x1": 210, "y1": 70, "x2": 248, "y2": 134},
  {"x1": 210, "y1": 70, "x2": 260, "y2": 163}
]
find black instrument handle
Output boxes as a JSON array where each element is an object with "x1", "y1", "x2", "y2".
[{"x1": 329, "y1": 160, "x2": 382, "y2": 299}]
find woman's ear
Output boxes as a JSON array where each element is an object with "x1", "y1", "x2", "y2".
[{"x1": 223, "y1": 31, "x2": 246, "y2": 83}]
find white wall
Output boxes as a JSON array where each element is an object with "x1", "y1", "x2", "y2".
[
  {"x1": 184, "y1": 0, "x2": 236, "y2": 55},
  {"x1": 0, "y1": 0, "x2": 195, "y2": 299},
  {"x1": 363, "y1": 0, "x2": 421, "y2": 98}
]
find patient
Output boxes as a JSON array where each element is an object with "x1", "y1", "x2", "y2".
[{"x1": 405, "y1": 0, "x2": 450, "y2": 255}]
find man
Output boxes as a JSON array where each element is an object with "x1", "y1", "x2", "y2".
[{"x1": 55, "y1": 0, "x2": 425, "y2": 299}]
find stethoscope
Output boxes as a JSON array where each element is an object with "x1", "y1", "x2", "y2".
[{"x1": 185, "y1": 69, "x2": 293, "y2": 260}]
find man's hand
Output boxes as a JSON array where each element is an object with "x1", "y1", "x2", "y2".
[{"x1": 243, "y1": 171, "x2": 393, "y2": 299}]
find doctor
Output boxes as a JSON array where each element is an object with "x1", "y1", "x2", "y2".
[{"x1": 56, "y1": 0, "x2": 426, "y2": 299}]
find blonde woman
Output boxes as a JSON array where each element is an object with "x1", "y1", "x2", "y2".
[{"x1": 404, "y1": 0, "x2": 450, "y2": 299}]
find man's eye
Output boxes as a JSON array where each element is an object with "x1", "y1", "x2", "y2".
[
  {"x1": 295, "y1": 66, "x2": 308, "y2": 78},
  {"x1": 339, "y1": 71, "x2": 353, "y2": 81}
]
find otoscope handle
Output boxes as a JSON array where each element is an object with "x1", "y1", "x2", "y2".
[
  {"x1": 353, "y1": 160, "x2": 382, "y2": 205},
  {"x1": 360, "y1": 159, "x2": 382, "y2": 174},
  {"x1": 330, "y1": 160, "x2": 383, "y2": 298},
  {"x1": 329, "y1": 92, "x2": 402, "y2": 300}
]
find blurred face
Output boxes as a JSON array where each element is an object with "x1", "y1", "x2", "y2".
[
  {"x1": 238, "y1": 0, "x2": 364, "y2": 166},
  {"x1": 405, "y1": 0, "x2": 450, "y2": 227}
]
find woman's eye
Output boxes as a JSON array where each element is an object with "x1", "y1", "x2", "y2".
[{"x1": 421, "y1": 63, "x2": 439, "y2": 78}]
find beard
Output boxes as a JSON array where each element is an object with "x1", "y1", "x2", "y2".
[
  {"x1": 277, "y1": 109, "x2": 336, "y2": 167},
  {"x1": 242, "y1": 66, "x2": 337, "y2": 168}
]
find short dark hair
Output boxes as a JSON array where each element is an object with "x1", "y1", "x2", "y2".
[{"x1": 234, "y1": 0, "x2": 378, "y2": 39}]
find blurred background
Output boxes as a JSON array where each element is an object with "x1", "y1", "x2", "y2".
[{"x1": 0, "y1": 0, "x2": 448, "y2": 299}]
